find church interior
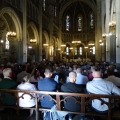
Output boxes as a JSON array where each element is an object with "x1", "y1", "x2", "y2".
[{"x1": 0, "y1": 0, "x2": 119, "y2": 65}]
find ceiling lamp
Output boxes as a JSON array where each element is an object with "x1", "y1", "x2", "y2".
[
  {"x1": 84, "y1": 46, "x2": 88, "y2": 49},
  {"x1": 43, "y1": 44, "x2": 49, "y2": 47},
  {"x1": 70, "y1": 47, "x2": 73, "y2": 50},
  {"x1": 6, "y1": 31, "x2": 16, "y2": 38},
  {"x1": 89, "y1": 43, "x2": 94, "y2": 46},
  {"x1": 72, "y1": 41, "x2": 81, "y2": 44},
  {"x1": 30, "y1": 39, "x2": 36, "y2": 43},
  {"x1": 61, "y1": 44, "x2": 66, "y2": 47},
  {"x1": 109, "y1": 21, "x2": 116, "y2": 31}
]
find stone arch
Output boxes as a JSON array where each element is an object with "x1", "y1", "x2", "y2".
[
  {"x1": 59, "y1": 0, "x2": 97, "y2": 21},
  {"x1": 27, "y1": 22, "x2": 39, "y2": 43},
  {"x1": 65, "y1": 42, "x2": 72, "y2": 47},
  {"x1": 0, "y1": 7, "x2": 22, "y2": 41},
  {"x1": 88, "y1": 40, "x2": 95, "y2": 45},
  {"x1": 43, "y1": 30, "x2": 49, "y2": 44}
]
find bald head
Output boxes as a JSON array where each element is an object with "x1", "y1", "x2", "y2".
[{"x1": 69, "y1": 72, "x2": 77, "y2": 83}]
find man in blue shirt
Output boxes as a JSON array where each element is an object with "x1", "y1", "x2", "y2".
[{"x1": 38, "y1": 68, "x2": 57, "y2": 108}]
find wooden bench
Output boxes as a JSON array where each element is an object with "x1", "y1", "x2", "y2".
[{"x1": 0, "y1": 89, "x2": 120, "y2": 120}]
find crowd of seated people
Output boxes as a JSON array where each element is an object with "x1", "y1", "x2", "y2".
[{"x1": 0, "y1": 60, "x2": 120, "y2": 120}]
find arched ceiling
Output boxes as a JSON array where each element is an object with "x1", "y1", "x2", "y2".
[
  {"x1": 63, "y1": 1, "x2": 93, "y2": 18},
  {"x1": 59, "y1": 0, "x2": 96, "y2": 4},
  {"x1": 58, "y1": 0, "x2": 97, "y2": 8}
]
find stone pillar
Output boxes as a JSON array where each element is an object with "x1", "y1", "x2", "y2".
[
  {"x1": 49, "y1": 4, "x2": 54, "y2": 61},
  {"x1": 109, "y1": 35, "x2": 116, "y2": 63},
  {"x1": 106, "y1": 0, "x2": 110, "y2": 62},
  {"x1": 37, "y1": 0, "x2": 42, "y2": 62},
  {"x1": 116, "y1": 0, "x2": 120, "y2": 63},
  {"x1": 22, "y1": 0, "x2": 27, "y2": 62},
  {"x1": 95, "y1": 0, "x2": 102, "y2": 61},
  {"x1": 17, "y1": 40, "x2": 23, "y2": 63},
  {"x1": 101, "y1": 0, "x2": 106, "y2": 61}
]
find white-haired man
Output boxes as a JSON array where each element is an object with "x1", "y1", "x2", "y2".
[{"x1": 0, "y1": 68, "x2": 17, "y2": 105}]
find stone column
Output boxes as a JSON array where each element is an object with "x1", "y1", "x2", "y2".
[
  {"x1": 95, "y1": 0, "x2": 102, "y2": 61},
  {"x1": 49, "y1": 4, "x2": 54, "y2": 61},
  {"x1": 37, "y1": 0, "x2": 42, "y2": 62},
  {"x1": 106, "y1": 0, "x2": 110, "y2": 62},
  {"x1": 101, "y1": 0, "x2": 106, "y2": 61},
  {"x1": 116, "y1": 0, "x2": 120, "y2": 63},
  {"x1": 22, "y1": 0, "x2": 27, "y2": 62}
]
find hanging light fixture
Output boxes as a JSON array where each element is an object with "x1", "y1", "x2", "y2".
[
  {"x1": 6, "y1": 9, "x2": 16, "y2": 38},
  {"x1": 30, "y1": 39, "x2": 36, "y2": 43}
]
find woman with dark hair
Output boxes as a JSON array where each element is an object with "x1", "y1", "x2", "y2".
[
  {"x1": 54, "y1": 67, "x2": 67, "y2": 90},
  {"x1": 30, "y1": 69, "x2": 43, "y2": 82}
]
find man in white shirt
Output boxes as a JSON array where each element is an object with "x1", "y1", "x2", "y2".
[
  {"x1": 105, "y1": 67, "x2": 120, "y2": 86},
  {"x1": 86, "y1": 66, "x2": 120, "y2": 113},
  {"x1": 76, "y1": 67, "x2": 89, "y2": 84}
]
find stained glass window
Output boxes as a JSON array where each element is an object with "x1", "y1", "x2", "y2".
[
  {"x1": 43, "y1": 0, "x2": 45, "y2": 11},
  {"x1": 66, "y1": 15, "x2": 70, "y2": 31},
  {"x1": 78, "y1": 15, "x2": 82, "y2": 31},
  {"x1": 79, "y1": 47, "x2": 82, "y2": 55},
  {"x1": 90, "y1": 13, "x2": 94, "y2": 29},
  {"x1": 66, "y1": 47, "x2": 69, "y2": 55},
  {"x1": 75, "y1": 47, "x2": 77, "y2": 55}
]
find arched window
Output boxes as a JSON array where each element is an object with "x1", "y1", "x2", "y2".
[
  {"x1": 78, "y1": 15, "x2": 82, "y2": 31},
  {"x1": 66, "y1": 46, "x2": 69, "y2": 55},
  {"x1": 66, "y1": 15, "x2": 70, "y2": 31},
  {"x1": 90, "y1": 12, "x2": 94, "y2": 29},
  {"x1": 93, "y1": 46, "x2": 95, "y2": 54},
  {"x1": 75, "y1": 47, "x2": 77, "y2": 55},
  {"x1": 43, "y1": 0, "x2": 45, "y2": 11},
  {"x1": 79, "y1": 47, "x2": 82, "y2": 55}
]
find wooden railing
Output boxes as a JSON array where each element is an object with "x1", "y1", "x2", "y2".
[{"x1": 0, "y1": 89, "x2": 120, "y2": 120}]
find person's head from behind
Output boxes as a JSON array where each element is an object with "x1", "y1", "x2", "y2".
[
  {"x1": 22, "y1": 73, "x2": 31, "y2": 84},
  {"x1": 21, "y1": 64, "x2": 27, "y2": 71},
  {"x1": 76, "y1": 67, "x2": 82, "y2": 74},
  {"x1": 92, "y1": 66, "x2": 102, "y2": 78},
  {"x1": 34, "y1": 69, "x2": 40, "y2": 80},
  {"x1": 107, "y1": 67, "x2": 114, "y2": 76},
  {"x1": 69, "y1": 72, "x2": 77, "y2": 83},
  {"x1": 3, "y1": 68, "x2": 12, "y2": 78},
  {"x1": 44, "y1": 68, "x2": 53, "y2": 78}
]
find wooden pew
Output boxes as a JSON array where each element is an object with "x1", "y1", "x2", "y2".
[{"x1": 0, "y1": 89, "x2": 120, "y2": 120}]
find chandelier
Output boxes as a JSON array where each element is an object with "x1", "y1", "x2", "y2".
[
  {"x1": 61, "y1": 44, "x2": 66, "y2": 47},
  {"x1": 72, "y1": 41, "x2": 81, "y2": 44},
  {"x1": 43, "y1": 44, "x2": 49, "y2": 47},
  {"x1": 30, "y1": 39, "x2": 36, "y2": 43},
  {"x1": 6, "y1": 31, "x2": 16, "y2": 38},
  {"x1": 108, "y1": 21, "x2": 116, "y2": 30}
]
